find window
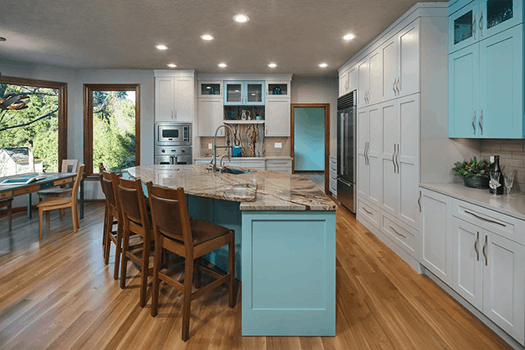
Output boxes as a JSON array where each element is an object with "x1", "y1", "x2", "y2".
[
  {"x1": 0, "y1": 76, "x2": 67, "y2": 176},
  {"x1": 83, "y1": 84, "x2": 140, "y2": 175}
]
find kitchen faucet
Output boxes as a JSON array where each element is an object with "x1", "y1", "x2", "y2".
[{"x1": 211, "y1": 124, "x2": 234, "y2": 173}]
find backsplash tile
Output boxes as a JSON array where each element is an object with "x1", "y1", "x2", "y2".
[{"x1": 481, "y1": 140, "x2": 525, "y2": 192}]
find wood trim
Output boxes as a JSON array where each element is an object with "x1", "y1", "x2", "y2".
[
  {"x1": 0, "y1": 75, "x2": 68, "y2": 167},
  {"x1": 290, "y1": 103, "x2": 331, "y2": 195},
  {"x1": 83, "y1": 84, "x2": 140, "y2": 175}
]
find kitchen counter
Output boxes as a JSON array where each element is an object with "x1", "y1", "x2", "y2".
[
  {"x1": 195, "y1": 156, "x2": 293, "y2": 160},
  {"x1": 420, "y1": 182, "x2": 525, "y2": 221},
  {"x1": 126, "y1": 164, "x2": 335, "y2": 211}
]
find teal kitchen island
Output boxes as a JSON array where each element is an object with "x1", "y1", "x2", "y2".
[{"x1": 126, "y1": 164, "x2": 336, "y2": 336}]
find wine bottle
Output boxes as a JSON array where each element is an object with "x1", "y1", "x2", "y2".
[{"x1": 490, "y1": 155, "x2": 505, "y2": 195}]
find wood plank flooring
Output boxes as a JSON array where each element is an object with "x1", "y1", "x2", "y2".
[{"x1": 0, "y1": 202, "x2": 513, "y2": 349}]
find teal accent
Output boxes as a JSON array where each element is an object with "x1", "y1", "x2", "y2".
[
  {"x1": 293, "y1": 107, "x2": 325, "y2": 171},
  {"x1": 223, "y1": 81, "x2": 265, "y2": 106},
  {"x1": 449, "y1": 2, "x2": 479, "y2": 54},
  {"x1": 241, "y1": 210, "x2": 336, "y2": 336}
]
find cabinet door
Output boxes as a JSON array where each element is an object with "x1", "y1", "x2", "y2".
[
  {"x1": 381, "y1": 36, "x2": 398, "y2": 102},
  {"x1": 452, "y1": 217, "x2": 483, "y2": 311},
  {"x1": 368, "y1": 49, "x2": 382, "y2": 105},
  {"x1": 398, "y1": 19, "x2": 420, "y2": 97},
  {"x1": 348, "y1": 66, "x2": 358, "y2": 93},
  {"x1": 358, "y1": 59, "x2": 370, "y2": 106},
  {"x1": 175, "y1": 77, "x2": 194, "y2": 122},
  {"x1": 448, "y1": 44, "x2": 480, "y2": 138},
  {"x1": 357, "y1": 108, "x2": 369, "y2": 199},
  {"x1": 245, "y1": 81, "x2": 265, "y2": 105},
  {"x1": 420, "y1": 189, "x2": 453, "y2": 286},
  {"x1": 199, "y1": 81, "x2": 222, "y2": 99},
  {"x1": 198, "y1": 99, "x2": 224, "y2": 136},
  {"x1": 368, "y1": 105, "x2": 382, "y2": 207},
  {"x1": 483, "y1": 232, "x2": 525, "y2": 344},
  {"x1": 397, "y1": 94, "x2": 419, "y2": 229},
  {"x1": 155, "y1": 77, "x2": 176, "y2": 121},
  {"x1": 267, "y1": 81, "x2": 290, "y2": 100},
  {"x1": 449, "y1": 2, "x2": 479, "y2": 54},
  {"x1": 339, "y1": 71, "x2": 349, "y2": 97},
  {"x1": 480, "y1": 0, "x2": 522, "y2": 39},
  {"x1": 266, "y1": 100, "x2": 290, "y2": 137},
  {"x1": 380, "y1": 101, "x2": 397, "y2": 217},
  {"x1": 224, "y1": 81, "x2": 243, "y2": 105},
  {"x1": 479, "y1": 24, "x2": 523, "y2": 138}
]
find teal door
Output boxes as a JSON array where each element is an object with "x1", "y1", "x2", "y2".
[
  {"x1": 479, "y1": 24, "x2": 524, "y2": 138},
  {"x1": 245, "y1": 81, "x2": 265, "y2": 105},
  {"x1": 293, "y1": 107, "x2": 325, "y2": 171},
  {"x1": 449, "y1": 44, "x2": 480, "y2": 138},
  {"x1": 480, "y1": 0, "x2": 522, "y2": 39},
  {"x1": 449, "y1": 2, "x2": 480, "y2": 54}
]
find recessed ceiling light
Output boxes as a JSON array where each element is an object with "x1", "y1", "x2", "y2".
[
  {"x1": 0, "y1": 37, "x2": 6, "y2": 42},
  {"x1": 268, "y1": 63, "x2": 277, "y2": 68},
  {"x1": 201, "y1": 34, "x2": 214, "y2": 41},
  {"x1": 233, "y1": 14, "x2": 250, "y2": 23},
  {"x1": 343, "y1": 33, "x2": 356, "y2": 41},
  {"x1": 167, "y1": 63, "x2": 177, "y2": 68},
  {"x1": 155, "y1": 44, "x2": 168, "y2": 50},
  {"x1": 319, "y1": 63, "x2": 328, "y2": 68},
  {"x1": 218, "y1": 63, "x2": 227, "y2": 68}
]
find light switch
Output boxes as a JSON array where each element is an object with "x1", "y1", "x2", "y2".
[
  {"x1": 275, "y1": 142, "x2": 282, "y2": 149},
  {"x1": 208, "y1": 143, "x2": 213, "y2": 150}
]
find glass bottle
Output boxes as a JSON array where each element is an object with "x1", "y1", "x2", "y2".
[{"x1": 490, "y1": 155, "x2": 505, "y2": 195}]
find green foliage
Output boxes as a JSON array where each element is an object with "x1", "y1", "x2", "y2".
[{"x1": 452, "y1": 156, "x2": 492, "y2": 178}]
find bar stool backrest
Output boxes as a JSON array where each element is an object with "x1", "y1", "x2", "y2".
[{"x1": 117, "y1": 177, "x2": 150, "y2": 232}]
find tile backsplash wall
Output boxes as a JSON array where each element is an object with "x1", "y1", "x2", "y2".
[
  {"x1": 481, "y1": 140, "x2": 525, "y2": 192},
  {"x1": 199, "y1": 137, "x2": 291, "y2": 157}
]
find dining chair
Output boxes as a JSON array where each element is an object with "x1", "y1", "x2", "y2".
[
  {"x1": 37, "y1": 165, "x2": 84, "y2": 239},
  {"x1": 116, "y1": 176, "x2": 153, "y2": 307},
  {"x1": 146, "y1": 182, "x2": 236, "y2": 341},
  {"x1": 100, "y1": 170, "x2": 123, "y2": 280},
  {"x1": 0, "y1": 197, "x2": 13, "y2": 231},
  {"x1": 37, "y1": 159, "x2": 79, "y2": 221}
]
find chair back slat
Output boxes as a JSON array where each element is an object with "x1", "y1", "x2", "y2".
[
  {"x1": 118, "y1": 177, "x2": 150, "y2": 232},
  {"x1": 71, "y1": 165, "x2": 84, "y2": 199},
  {"x1": 100, "y1": 171, "x2": 117, "y2": 208}
]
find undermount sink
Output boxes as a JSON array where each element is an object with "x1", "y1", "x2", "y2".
[
  {"x1": 224, "y1": 183, "x2": 257, "y2": 201},
  {"x1": 221, "y1": 167, "x2": 251, "y2": 175}
]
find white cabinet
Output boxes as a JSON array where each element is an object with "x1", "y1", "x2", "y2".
[
  {"x1": 265, "y1": 99, "x2": 290, "y2": 137},
  {"x1": 420, "y1": 188, "x2": 454, "y2": 286},
  {"x1": 339, "y1": 69, "x2": 349, "y2": 97},
  {"x1": 198, "y1": 99, "x2": 224, "y2": 137},
  {"x1": 329, "y1": 157, "x2": 337, "y2": 197},
  {"x1": 339, "y1": 66, "x2": 358, "y2": 97},
  {"x1": 357, "y1": 105, "x2": 381, "y2": 207},
  {"x1": 266, "y1": 158, "x2": 292, "y2": 173},
  {"x1": 154, "y1": 70, "x2": 195, "y2": 122},
  {"x1": 358, "y1": 49, "x2": 382, "y2": 106}
]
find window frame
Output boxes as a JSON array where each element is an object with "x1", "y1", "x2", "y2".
[
  {"x1": 0, "y1": 75, "x2": 68, "y2": 170},
  {"x1": 83, "y1": 84, "x2": 140, "y2": 176}
]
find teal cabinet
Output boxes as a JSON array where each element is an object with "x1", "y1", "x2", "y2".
[
  {"x1": 449, "y1": 1, "x2": 480, "y2": 53},
  {"x1": 224, "y1": 81, "x2": 265, "y2": 106}
]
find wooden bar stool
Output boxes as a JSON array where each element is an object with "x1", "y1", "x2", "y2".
[
  {"x1": 146, "y1": 182, "x2": 236, "y2": 341},
  {"x1": 117, "y1": 176, "x2": 153, "y2": 307},
  {"x1": 100, "y1": 170, "x2": 122, "y2": 280},
  {"x1": 37, "y1": 165, "x2": 84, "y2": 239},
  {"x1": 0, "y1": 198, "x2": 13, "y2": 231}
]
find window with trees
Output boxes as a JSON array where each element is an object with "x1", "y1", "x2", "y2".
[
  {"x1": 0, "y1": 75, "x2": 67, "y2": 175},
  {"x1": 83, "y1": 84, "x2": 140, "y2": 175}
]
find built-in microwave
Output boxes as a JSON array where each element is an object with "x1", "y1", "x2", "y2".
[{"x1": 155, "y1": 122, "x2": 192, "y2": 146}]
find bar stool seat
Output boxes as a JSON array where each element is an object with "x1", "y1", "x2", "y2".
[{"x1": 163, "y1": 219, "x2": 231, "y2": 245}]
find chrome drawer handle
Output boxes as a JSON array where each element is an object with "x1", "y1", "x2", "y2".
[
  {"x1": 464, "y1": 210, "x2": 506, "y2": 227},
  {"x1": 362, "y1": 207, "x2": 373, "y2": 215},
  {"x1": 475, "y1": 231, "x2": 479, "y2": 261},
  {"x1": 483, "y1": 235, "x2": 488, "y2": 266},
  {"x1": 390, "y1": 226, "x2": 406, "y2": 238},
  {"x1": 472, "y1": 111, "x2": 476, "y2": 135}
]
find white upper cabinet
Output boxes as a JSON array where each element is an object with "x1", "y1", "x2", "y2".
[
  {"x1": 154, "y1": 70, "x2": 195, "y2": 122},
  {"x1": 348, "y1": 66, "x2": 358, "y2": 93},
  {"x1": 339, "y1": 70, "x2": 349, "y2": 97},
  {"x1": 266, "y1": 99, "x2": 290, "y2": 137},
  {"x1": 358, "y1": 58, "x2": 370, "y2": 106},
  {"x1": 357, "y1": 48, "x2": 382, "y2": 107},
  {"x1": 198, "y1": 99, "x2": 224, "y2": 137},
  {"x1": 381, "y1": 36, "x2": 399, "y2": 102},
  {"x1": 339, "y1": 66, "x2": 358, "y2": 97}
]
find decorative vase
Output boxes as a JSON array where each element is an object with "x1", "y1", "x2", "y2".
[{"x1": 463, "y1": 176, "x2": 489, "y2": 189}]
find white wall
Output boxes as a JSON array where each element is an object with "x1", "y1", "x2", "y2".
[{"x1": 291, "y1": 76, "x2": 338, "y2": 158}]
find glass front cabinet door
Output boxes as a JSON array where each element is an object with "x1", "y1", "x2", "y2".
[
  {"x1": 224, "y1": 81, "x2": 265, "y2": 105},
  {"x1": 224, "y1": 81, "x2": 244, "y2": 105},
  {"x1": 449, "y1": 2, "x2": 479, "y2": 53},
  {"x1": 481, "y1": 0, "x2": 521, "y2": 38}
]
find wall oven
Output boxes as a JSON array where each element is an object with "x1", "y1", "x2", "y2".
[{"x1": 154, "y1": 122, "x2": 193, "y2": 165}]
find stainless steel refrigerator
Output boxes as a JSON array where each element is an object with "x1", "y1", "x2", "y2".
[{"x1": 337, "y1": 90, "x2": 357, "y2": 213}]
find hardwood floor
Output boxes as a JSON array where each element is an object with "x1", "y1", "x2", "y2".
[{"x1": 0, "y1": 202, "x2": 512, "y2": 349}]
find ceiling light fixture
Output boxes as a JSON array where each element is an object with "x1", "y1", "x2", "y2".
[
  {"x1": 218, "y1": 63, "x2": 227, "y2": 68},
  {"x1": 167, "y1": 63, "x2": 177, "y2": 68},
  {"x1": 343, "y1": 33, "x2": 356, "y2": 41},
  {"x1": 201, "y1": 34, "x2": 214, "y2": 41},
  {"x1": 155, "y1": 44, "x2": 168, "y2": 50},
  {"x1": 0, "y1": 37, "x2": 6, "y2": 42},
  {"x1": 233, "y1": 14, "x2": 250, "y2": 23},
  {"x1": 268, "y1": 63, "x2": 277, "y2": 68},
  {"x1": 319, "y1": 63, "x2": 328, "y2": 68}
]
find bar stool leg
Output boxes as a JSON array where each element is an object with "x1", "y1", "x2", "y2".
[
  {"x1": 151, "y1": 236, "x2": 162, "y2": 317},
  {"x1": 120, "y1": 228, "x2": 130, "y2": 289},
  {"x1": 139, "y1": 236, "x2": 151, "y2": 307},
  {"x1": 182, "y1": 258, "x2": 194, "y2": 341},
  {"x1": 229, "y1": 231, "x2": 236, "y2": 308}
]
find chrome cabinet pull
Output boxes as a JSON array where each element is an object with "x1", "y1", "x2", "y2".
[
  {"x1": 418, "y1": 191, "x2": 422, "y2": 212},
  {"x1": 475, "y1": 231, "x2": 480, "y2": 261},
  {"x1": 464, "y1": 210, "x2": 506, "y2": 227},
  {"x1": 395, "y1": 144, "x2": 400, "y2": 174},
  {"x1": 479, "y1": 109, "x2": 483, "y2": 135},
  {"x1": 392, "y1": 144, "x2": 396, "y2": 172},
  {"x1": 479, "y1": 11, "x2": 483, "y2": 37},
  {"x1": 390, "y1": 226, "x2": 406, "y2": 238},
  {"x1": 472, "y1": 111, "x2": 476, "y2": 135},
  {"x1": 366, "y1": 142, "x2": 370, "y2": 165},
  {"x1": 483, "y1": 235, "x2": 488, "y2": 266},
  {"x1": 396, "y1": 77, "x2": 400, "y2": 94},
  {"x1": 473, "y1": 14, "x2": 477, "y2": 40},
  {"x1": 363, "y1": 207, "x2": 373, "y2": 215},
  {"x1": 393, "y1": 79, "x2": 396, "y2": 94}
]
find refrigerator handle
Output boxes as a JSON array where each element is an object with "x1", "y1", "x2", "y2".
[{"x1": 339, "y1": 112, "x2": 345, "y2": 175}]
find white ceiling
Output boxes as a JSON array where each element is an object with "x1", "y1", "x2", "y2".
[{"x1": 0, "y1": 0, "x2": 446, "y2": 77}]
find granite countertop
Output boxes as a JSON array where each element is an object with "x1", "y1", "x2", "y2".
[
  {"x1": 126, "y1": 164, "x2": 336, "y2": 211},
  {"x1": 420, "y1": 182, "x2": 525, "y2": 221},
  {"x1": 195, "y1": 156, "x2": 292, "y2": 160}
]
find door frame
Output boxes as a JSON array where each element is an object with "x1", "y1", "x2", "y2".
[{"x1": 290, "y1": 103, "x2": 330, "y2": 195}]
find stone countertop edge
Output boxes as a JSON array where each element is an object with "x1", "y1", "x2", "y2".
[
  {"x1": 126, "y1": 164, "x2": 336, "y2": 212},
  {"x1": 195, "y1": 156, "x2": 293, "y2": 160},
  {"x1": 420, "y1": 182, "x2": 525, "y2": 221}
]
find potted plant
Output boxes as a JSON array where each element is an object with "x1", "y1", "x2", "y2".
[{"x1": 452, "y1": 157, "x2": 491, "y2": 189}]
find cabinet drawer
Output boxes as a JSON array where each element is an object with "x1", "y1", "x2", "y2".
[
  {"x1": 0, "y1": 191, "x2": 12, "y2": 199},
  {"x1": 329, "y1": 158, "x2": 337, "y2": 172},
  {"x1": 357, "y1": 198, "x2": 381, "y2": 230},
  {"x1": 54, "y1": 178, "x2": 72, "y2": 186},
  {"x1": 329, "y1": 178, "x2": 337, "y2": 192},
  {"x1": 267, "y1": 166, "x2": 292, "y2": 174},
  {"x1": 382, "y1": 213, "x2": 417, "y2": 256},
  {"x1": 266, "y1": 159, "x2": 291, "y2": 167},
  {"x1": 453, "y1": 199, "x2": 525, "y2": 245},
  {"x1": 13, "y1": 185, "x2": 39, "y2": 196}
]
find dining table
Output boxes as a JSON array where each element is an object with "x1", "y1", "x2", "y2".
[{"x1": 0, "y1": 172, "x2": 84, "y2": 219}]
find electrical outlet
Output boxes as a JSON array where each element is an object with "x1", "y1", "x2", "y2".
[
  {"x1": 490, "y1": 156, "x2": 494, "y2": 163},
  {"x1": 208, "y1": 143, "x2": 213, "y2": 150},
  {"x1": 274, "y1": 142, "x2": 282, "y2": 149}
]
